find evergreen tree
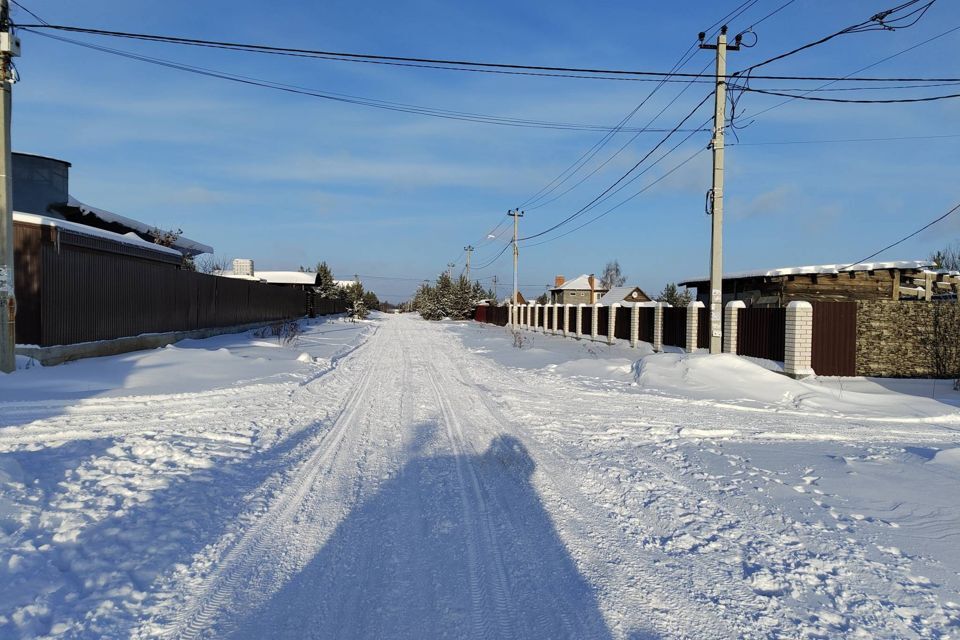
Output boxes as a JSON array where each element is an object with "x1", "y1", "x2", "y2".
[
  {"x1": 345, "y1": 282, "x2": 369, "y2": 320},
  {"x1": 315, "y1": 262, "x2": 339, "y2": 299},
  {"x1": 655, "y1": 283, "x2": 693, "y2": 307},
  {"x1": 362, "y1": 290, "x2": 381, "y2": 312},
  {"x1": 535, "y1": 292, "x2": 549, "y2": 305}
]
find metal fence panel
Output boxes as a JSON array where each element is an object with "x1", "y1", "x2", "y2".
[
  {"x1": 614, "y1": 306, "x2": 632, "y2": 340},
  {"x1": 662, "y1": 307, "x2": 687, "y2": 347},
  {"x1": 736, "y1": 307, "x2": 786, "y2": 361},
  {"x1": 812, "y1": 302, "x2": 857, "y2": 376}
]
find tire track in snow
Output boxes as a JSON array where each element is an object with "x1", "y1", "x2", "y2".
[
  {"x1": 423, "y1": 364, "x2": 515, "y2": 640},
  {"x1": 155, "y1": 333, "x2": 388, "y2": 639}
]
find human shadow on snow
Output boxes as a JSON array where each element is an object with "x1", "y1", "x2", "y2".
[{"x1": 228, "y1": 432, "x2": 661, "y2": 640}]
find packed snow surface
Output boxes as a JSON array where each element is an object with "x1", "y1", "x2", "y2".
[{"x1": 1, "y1": 314, "x2": 959, "y2": 638}]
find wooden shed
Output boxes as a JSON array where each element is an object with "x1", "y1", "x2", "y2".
[{"x1": 679, "y1": 261, "x2": 938, "y2": 308}]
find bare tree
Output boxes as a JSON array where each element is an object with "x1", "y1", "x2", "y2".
[
  {"x1": 600, "y1": 260, "x2": 626, "y2": 289},
  {"x1": 194, "y1": 254, "x2": 233, "y2": 274},
  {"x1": 930, "y1": 244, "x2": 960, "y2": 271}
]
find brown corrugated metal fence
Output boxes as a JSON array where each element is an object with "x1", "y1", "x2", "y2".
[
  {"x1": 811, "y1": 302, "x2": 857, "y2": 376},
  {"x1": 736, "y1": 307, "x2": 786, "y2": 361},
  {"x1": 13, "y1": 221, "x2": 335, "y2": 347}
]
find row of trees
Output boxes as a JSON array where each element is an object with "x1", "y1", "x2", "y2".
[{"x1": 413, "y1": 274, "x2": 494, "y2": 321}]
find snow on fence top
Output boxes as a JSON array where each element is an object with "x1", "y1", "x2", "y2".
[
  {"x1": 14, "y1": 211, "x2": 183, "y2": 257},
  {"x1": 679, "y1": 260, "x2": 932, "y2": 285}
]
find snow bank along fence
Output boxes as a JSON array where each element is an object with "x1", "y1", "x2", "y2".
[
  {"x1": 13, "y1": 219, "x2": 336, "y2": 349},
  {"x1": 474, "y1": 298, "x2": 959, "y2": 378}
]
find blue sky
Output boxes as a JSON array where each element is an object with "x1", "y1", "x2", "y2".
[{"x1": 10, "y1": 0, "x2": 960, "y2": 301}]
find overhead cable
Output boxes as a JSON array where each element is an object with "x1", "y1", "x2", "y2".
[{"x1": 16, "y1": 23, "x2": 960, "y2": 83}]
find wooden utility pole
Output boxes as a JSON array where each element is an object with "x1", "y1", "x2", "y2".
[
  {"x1": 508, "y1": 209, "x2": 523, "y2": 326},
  {"x1": 700, "y1": 26, "x2": 739, "y2": 354},
  {"x1": 463, "y1": 245, "x2": 474, "y2": 282},
  {"x1": 0, "y1": 0, "x2": 19, "y2": 373}
]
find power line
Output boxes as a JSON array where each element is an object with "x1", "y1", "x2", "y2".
[
  {"x1": 519, "y1": 92, "x2": 714, "y2": 242},
  {"x1": 734, "y1": 0, "x2": 937, "y2": 76},
  {"x1": 471, "y1": 239, "x2": 513, "y2": 272},
  {"x1": 728, "y1": 132, "x2": 960, "y2": 146},
  {"x1": 16, "y1": 22, "x2": 960, "y2": 83},
  {"x1": 840, "y1": 201, "x2": 960, "y2": 269},
  {"x1": 738, "y1": 86, "x2": 960, "y2": 103},
  {"x1": 9, "y1": 0, "x2": 46, "y2": 25},
  {"x1": 23, "y1": 29, "x2": 716, "y2": 133},
  {"x1": 522, "y1": 146, "x2": 709, "y2": 248},
  {"x1": 729, "y1": 22, "x2": 960, "y2": 127},
  {"x1": 525, "y1": 57, "x2": 714, "y2": 213}
]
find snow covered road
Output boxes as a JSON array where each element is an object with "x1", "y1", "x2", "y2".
[{"x1": 2, "y1": 314, "x2": 959, "y2": 638}]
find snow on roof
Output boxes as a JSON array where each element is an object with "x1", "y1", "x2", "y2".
[
  {"x1": 552, "y1": 274, "x2": 608, "y2": 291},
  {"x1": 679, "y1": 260, "x2": 932, "y2": 285},
  {"x1": 67, "y1": 196, "x2": 214, "y2": 257},
  {"x1": 598, "y1": 286, "x2": 645, "y2": 305},
  {"x1": 254, "y1": 271, "x2": 318, "y2": 285},
  {"x1": 13, "y1": 211, "x2": 182, "y2": 257}
]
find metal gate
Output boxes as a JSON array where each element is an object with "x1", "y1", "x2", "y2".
[{"x1": 812, "y1": 302, "x2": 857, "y2": 376}]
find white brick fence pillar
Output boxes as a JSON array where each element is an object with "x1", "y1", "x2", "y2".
[
  {"x1": 653, "y1": 303, "x2": 664, "y2": 352},
  {"x1": 591, "y1": 304, "x2": 600, "y2": 341},
  {"x1": 533, "y1": 304, "x2": 540, "y2": 331},
  {"x1": 563, "y1": 304, "x2": 571, "y2": 336},
  {"x1": 784, "y1": 301, "x2": 814, "y2": 378},
  {"x1": 608, "y1": 304, "x2": 619, "y2": 345},
  {"x1": 630, "y1": 303, "x2": 640, "y2": 348},
  {"x1": 552, "y1": 304, "x2": 560, "y2": 335},
  {"x1": 723, "y1": 300, "x2": 745, "y2": 354},
  {"x1": 576, "y1": 304, "x2": 585, "y2": 339},
  {"x1": 686, "y1": 300, "x2": 705, "y2": 352}
]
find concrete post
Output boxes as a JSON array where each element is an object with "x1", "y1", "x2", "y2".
[
  {"x1": 784, "y1": 301, "x2": 814, "y2": 378},
  {"x1": 562, "y1": 304, "x2": 570, "y2": 335},
  {"x1": 608, "y1": 304, "x2": 618, "y2": 345},
  {"x1": 576, "y1": 304, "x2": 584, "y2": 339},
  {"x1": 653, "y1": 303, "x2": 664, "y2": 352},
  {"x1": 723, "y1": 300, "x2": 745, "y2": 354},
  {"x1": 552, "y1": 303, "x2": 560, "y2": 335},
  {"x1": 686, "y1": 300, "x2": 705, "y2": 352},
  {"x1": 591, "y1": 304, "x2": 600, "y2": 341},
  {"x1": 532, "y1": 304, "x2": 539, "y2": 331},
  {"x1": 630, "y1": 303, "x2": 640, "y2": 348}
]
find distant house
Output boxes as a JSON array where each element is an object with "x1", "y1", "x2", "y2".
[
  {"x1": 217, "y1": 260, "x2": 361, "y2": 292},
  {"x1": 500, "y1": 292, "x2": 527, "y2": 305},
  {"x1": 550, "y1": 274, "x2": 607, "y2": 305},
  {"x1": 13, "y1": 152, "x2": 213, "y2": 258},
  {"x1": 598, "y1": 286, "x2": 652, "y2": 305},
  {"x1": 679, "y1": 261, "x2": 939, "y2": 307}
]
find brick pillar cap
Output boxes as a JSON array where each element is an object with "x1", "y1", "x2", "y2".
[
  {"x1": 611, "y1": 303, "x2": 621, "y2": 308},
  {"x1": 786, "y1": 301, "x2": 813, "y2": 310},
  {"x1": 726, "y1": 300, "x2": 747, "y2": 309},
  {"x1": 688, "y1": 300, "x2": 705, "y2": 309}
]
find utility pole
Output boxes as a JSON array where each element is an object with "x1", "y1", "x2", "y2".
[
  {"x1": 491, "y1": 275, "x2": 498, "y2": 301},
  {"x1": 699, "y1": 26, "x2": 739, "y2": 354},
  {"x1": 0, "y1": 0, "x2": 19, "y2": 373},
  {"x1": 463, "y1": 245, "x2": 474, "y2": 282},
  {"x1": 508, "y1": 208, "x2": 523, "y2": 326},
  {"x1": 447, "y1": 262, "x2": 455, "y2": 278}
]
